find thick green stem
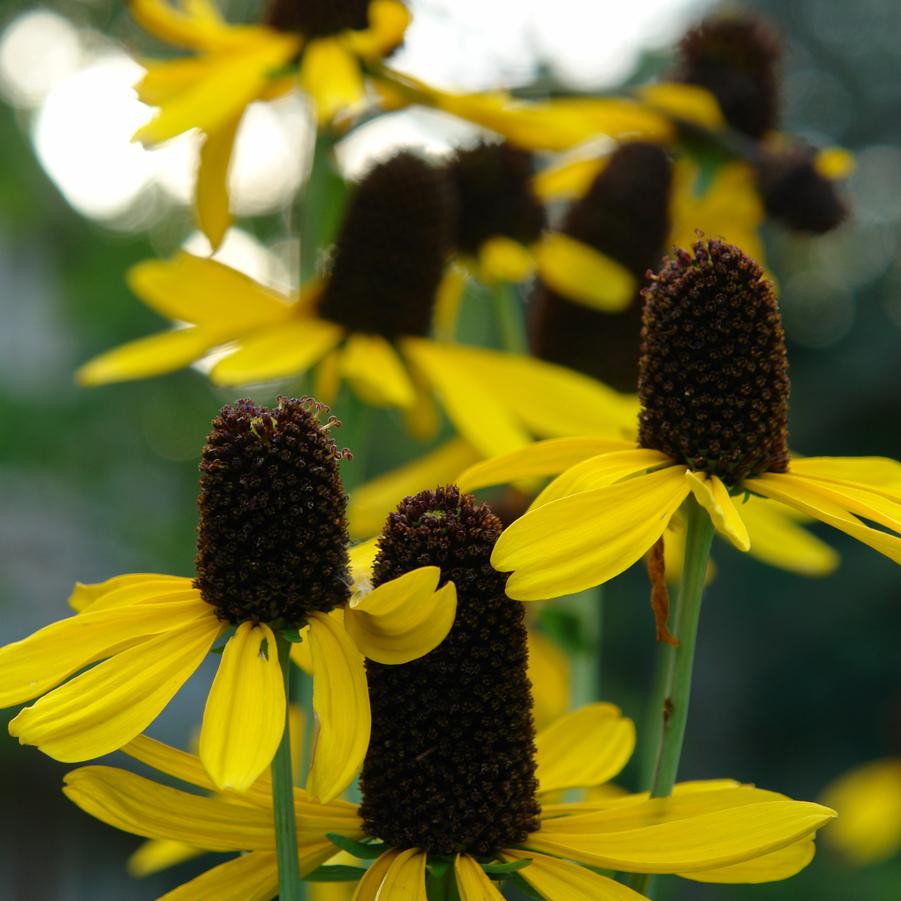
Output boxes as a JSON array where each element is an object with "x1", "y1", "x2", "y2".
[
  {"x1": 426, "y1": 864, "x2": 460, "y2": 901},
  {"x1": 492, "y1": 281, "x2": 528, "y2": 355},
  {"x1": 627, "y1": 498, "x2": 714, "y2": 896},
  {"x1": 273, "y1": 635, "x2": 302, "y2": 901}
]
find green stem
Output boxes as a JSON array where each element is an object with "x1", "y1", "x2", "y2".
[
  {"x1": 492, "y1": 281, "x2": 528, "y2": 355},
  {"x1": 426, "y1": 864, "x2": 460, "y2": 901},
  {"x1": 273, "y1": 635, "x2": 302, "y2": 901},
  {"x1": 627, "y1": 498, "x2": 714, "y2": 897}
]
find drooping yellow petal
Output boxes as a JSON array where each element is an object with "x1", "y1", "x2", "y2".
[
  {"x1": 478, "y1": 236, "x2": 536, "y2": 283},
  {"x1": 637, "y1": 82, "x2": 726, "y2": 130},
  {"x1": 501, "y1": 850, "x2": 645, "y2": 900},
  {"x1": 130, "y1": 0, "x2": 245, "y2": 51},
  {"x1": 349, "y1": 538, "x2": 380, "y2": 584},
  {"x1": 739, "y1": 495, "x2": 838, "y2": 576},
  {"x1": 532, "y1": 448, "x2": 673, "y2": 508},
  {"x1": 527, "y1": 629, "x2": 570, "y2": 730},
  {"x1": 418, "y1": 342, "x2": 637, "y2": 440},
  {"x1": 128, "y1": 838, "x2": 203, "y2": 877},
  {"x1": 68, "y1": 572, "x2": 189, "y2": 612},
  {"x1": 341, "y1": 333, "x2": 416, "y2": 409},
  {"x1": 529, "y1": 791, "x2": 835, "y2": 873},
  {"x1": 535, "y1": 703, "x2": 635, "y2": 794},
  {"x1": 402, "y1": 338, "x2": 531, "y2": 459},
  {"x1": 196, "y1": 113, "x2": 242, "y2": 250},
  {"x1": 211, "y1": 319, "x2": 344, "y2": 386},
  {"x1": 745, "y1": 472, "x2": 901, "y2": 564},
  {"x1": 160, "y1": 850, "x2": 279, "y2": 901},
  {"x1": 345, "y1": 0, "x2": 411, "y2": 58},
  {"x1": 815, "y1": 147, "x2": 855, "y2": 181},
  {"x1": 532, "y1": 155, "x2": 608, "y2": 202},
  {"x1": 352, "y1": 850, "x2": 399, "y2": 901},
  {"x1": 76, "y1": 327, "x2": 217, "y2": 386},
  {"x1": 306, "y1": 612, "x2": 370, "y2": 802},
  {"x1": 454, "y1": 854, "x2": 505, "y2": 900},
  {"x1": 127, "y1": 253, "x2": 293, "y2": 331},
  {"x1": 199, "y1": 623, "x2": 286, "y2": 792},
  {"x1": 290, "y1": 625, "x2": 314, "y2": 675},
  {"x1": 680, "y1": 839, "x2": 816, "y2": 883},
  {"x1": 349, "y1": 439, "x2": 479, "y2": 539},
  {"x1": 10, "y1": 614, "x2": 222, "y2": 761},
  {"x1": 377, "y1": 848, "x2": 428, "y2": 900},
  {"x1": 0, "y1": 591, "x2": 211, "y2": 707},
  {"x1": 434, "y1": 265, "x2": 467, "y2": 342},
  {"x1": 686, "y1": 471, "x2": 751, "y2": 552},
  {"x1": 135, "y1": 35, "x2": 300, "y2": 144},
  {"x1": 345, "y1": 567, "x2": 457, "y2": 664},
  {"x1": 534, "y1": 233, "x2": 635, "y2": 312},
  {"x1": 821, "y1": 757, "x2": 901, "y2": 864},
  {"x1": 63, "y1": 766, "x2": 277, "y2": 850},
  {"x1": 493, "y1": 466, "x2": 690, "y2": 601},
  {"x1": 789, "y1": 456, "x2": 901, "y2": 497},
  {"x1": 136, "y1": 58, "x2": 211, "y2": 105},
  {"x1": 300, "y1": 37, "x2": 365, "y2": 125},
  {"x1": 457, "y1": 436, "x2": 634, "y2": 493}
]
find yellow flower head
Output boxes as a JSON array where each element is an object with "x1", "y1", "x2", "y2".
[
  {"x1": 461, "y1": 239, "x2": 901, "y2": 600},
  {"x1": 61, "y1": 484, "x2": 835, "y2": 898},
  {"x1": 0, "y1": 396, "x2": 457, "y2": 803}
]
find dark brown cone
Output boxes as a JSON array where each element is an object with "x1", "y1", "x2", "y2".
[
  {"x1": 359, "y1": 487, "x2": 541, "y2": 857},
  {"x1": 676, "y1": 13, "x2": 782, "y2": 139},
  {"x1": 638, "y1": 239, "x2": 790, "y2": 484},
  {"x1": 265, "y1": 0, "x2": 370, "y2": 37},
  {"x1": 530, "y1": 142, "x2": 672, "y2": 392},
  {"x1": 194, "y1": 397, "x2": 351, "y2": 626},
  {"x1": 317, "y1": 152, "x2": 456, "y2": 339}
]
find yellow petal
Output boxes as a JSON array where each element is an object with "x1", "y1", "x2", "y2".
[
  {"x1": 135, "y1": 36, "x2": 299, "y2": 144},
  {"x1": 159, "y1": 850, "x2": 279, "y2": 901},
  {"x1": 377, "y1": 848, "x2": 427, "y2": 900},
  {"x1": 680, "y1": 839, "x2": 816, "y2": 883},
  {"x1": 789, "y1": 456, "x2": 901, "y2": 497},
  {"x1": 345, "y1": 566, "x2": 457, "y2": 664},
  {"x1": 536, "y1": 703, "x2": 636, "y2": 794},
  {"x1": 127, "y1": 253, "x2": 292, "y2": 331},
  {"x1": 349, "y1": 439, "x2": 479, "y2": 539},
  {"x1": 815, "y1": 147, "x2": 855, "y2": 181},
  {"x1": 63, "y1": 765, "x2": 277, "y2": 850},
  {"x1": 0, "y1": 591, "x2": 210, "y2": 707},
  {"x1": 76, "y1": 327, "x2": 217, "y2": 386},
  {"x1": 458, "y1": 436, "x2": 634, "y2": 493},
  {"x1": 128, "y1": 838, "x2": 203, "y2": 877},
  {"x1": 349, "y1": 538, "x2": 380, "y2": 585},
  {"x1": 306, "y1": 612, "x2": 371, "y2": 802},
  {"x1": 529, "y1": 790, "x2": 835, "y2": 873},
  {"x1": 68, "y1": 572, "x2": 189, "y2": 612},
  {"x1": 402, "y1": 338, "x2": 531, "y2": 459},
  {"x1": 739, "y1": 495, "x2": 838, "y2": 576},
  {"x1": 821, "y1": 757, "x2": 901, "y2": 865},
  {"x1": 532, "y1": 448, "x2": 673, "y2": 508},
  {"x1": 745, "y1": 472, "x2": 901, "y2": 564},
  {"x1": 352, "y1": 850, "x2": 399, "y2": 901},
  {"x1": 10, "y1": 614, "x2": 221, "y2": 761},
  {"x1": 534, "y1": 233, "x2": 636, "y2": 312},
  {"x1": 130, "y1": 0, "x2": 237, "y2": 50},
  {"x1": 478, "y1": 236, "x2": 536, "y2": 283},
  {"x1": 416, "y1": 342, "x2": 637, "y2": 440},
  {"x1": 454, "y1": 854, "x2": 505, "y2": 900},
  {"x1": 345, "y1": 0, "x2": 411, "y2": 59},
  {"x1": 211, "y1": 319, "x2": 344, "y2": 386},
  {"x1": 196, "y1": 113, "x2": 242, "y2": 250},
  {"x1": 290, "y1": 625, "x2": 314, "y2": 675},
  {"x1": 199, "y1": 623, "x2": 286, "y2": 792},
  {"x1": 501, "y1": 850, "x2": 644, "y2": 900},
  {"x1": 314, "y1": 348, "x2": 344, "y2": 405},
  {"x1": 686, "y1": 471, "x2": 751, "y2": 552},
  {"x1": 300, "y1": 38, "x2": 365, "y2": 125},
  {"x1": 434, "y1": 265, "x2": 467, "y2": 342},
  {"x1": 125, "y1": 734, "x2": 235, "y2": 795},
  {"x1": 532, "y1": 156, "x2": 607, "y2": 202},
  {"x1": 527, "y1": 629, "x2": 570, "y2": 730},
  {"x1": 341, "y1": 333, "x2": 416, "y2": 409},
  {"x1": 637, "y1": 82, "x2": 726, "y2": 130},
  {"x1": 493, "y1": 466, "x2": 690, "y2": 600}
]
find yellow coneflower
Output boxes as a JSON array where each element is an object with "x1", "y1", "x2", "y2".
[
  {"x1": 464, "y1": 238, "x2": 901, "y2": 601},
  {"x1": 63, "y1": 486, "x2": 834, "y2": 899},
  {"x1": 76, "y1": 152, "x2": 632, "y2": 461},
  {"x1": 0, "y1": 397, "x2": 455, "y2": 804},
  {"x1": 130, "y1": 0, "x2": 410, "y2": 246}
]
